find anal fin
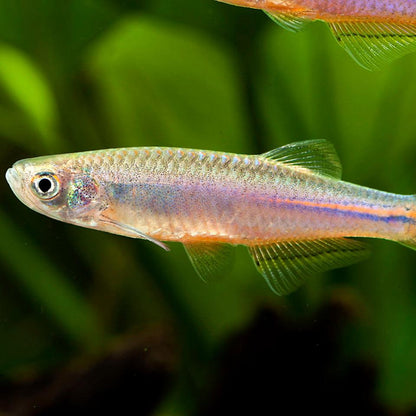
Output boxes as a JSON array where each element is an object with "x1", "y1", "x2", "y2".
[
  {"x1": 184, "y1": 242, "x2": 234, "y2": 282},
  {"x1": 249, "y1": 238, "x2": 370, "y2": 295},
  {"x1": 398, "y1": 239, "x2": 416, "y2": 251},
  {"x1": 328, "y1": 20, "x2": 416, "y2": 70}
]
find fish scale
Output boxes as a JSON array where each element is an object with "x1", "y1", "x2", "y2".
[
  {"x1": 78, "y1": 145, "x2": 413, "y2": 244},
  {"x1": 6, "y1": 140, "x2": 416, "y2": 295},
  {"x1": 25, "y1": 145, "x2": 415, "y2": 244}
]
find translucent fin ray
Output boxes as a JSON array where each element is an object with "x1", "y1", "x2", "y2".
[
  {"x1": 264, "y1": 10, "x2": 308, "y2": 32},
  {"x1": 398, "y1": 239, "x2": 416, "y2": 251},
  {"x1": 248, "y1": 238, "x2": 370, "y2": 295},
  {"x1": 184, "y1": 242, "x2": 234, "y2": 282},
  {"x1": 99, "y1": 215, "x2": 169, "y2": 251},
  {"x1": 261, "y1": 139, "x2": 342, "y2": 179},
  {"x1": 329, "y1": 21, "x2": 416, "y2": 70}
]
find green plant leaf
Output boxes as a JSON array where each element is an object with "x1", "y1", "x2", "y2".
[
  {"x1": 0, "y1": 208, "x2": 106, "y2": 351},
  {"x1": 0, "y1": 44, "x2": 59, "y2": 152},
  {"x1": 86, "y1": 15, "x2": 251, "y2": 152}
]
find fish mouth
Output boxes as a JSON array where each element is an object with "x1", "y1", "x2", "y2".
[
  {"x1": 5, "y1": 165, "x2": 25, "y2": 202},
  {"x1": 6, "y1": 167, "x2": 16, "y2": 185},
  {"x1": 6, "y1": 166, "x2": 18, "y2": 189}
]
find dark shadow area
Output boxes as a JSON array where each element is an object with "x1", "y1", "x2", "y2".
[
  {"x1": 199, "y1": 300, "x2": 388, "y2": 416},
  {"x1": 0, "y1": 327, "x2": 177, "y2": 415}
]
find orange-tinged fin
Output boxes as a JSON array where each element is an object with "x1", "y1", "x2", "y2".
[
  {"x1": 248, "y1": 238, "x2": 370, "y2": 295},
  {"x1": 184, "y1": 242, "x2": 234, "y2": 282},
  {"x1": 328, "y1": 21, "x2": 416, "y2": 70},
  {"x1": 261, "y1": 139, "x2": 342, "y2": 179},
  {"x1": 264, "y1": 10, "x2": 309, "y2": 32},
  {"x1": 398, "y1": 239, "x2": 416, "y2": 251}
]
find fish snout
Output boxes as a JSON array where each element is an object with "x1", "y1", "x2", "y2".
[
  {"x1": 6, "y1": 166, "x2": 19, "y2": 189},
  {"x1": 5, "y1": 164, "x2": 26, "y2": 202}
]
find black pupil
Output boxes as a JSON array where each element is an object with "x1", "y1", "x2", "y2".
[{"x1": 38, "y1": 178, "x2": 52, "y2": 193}]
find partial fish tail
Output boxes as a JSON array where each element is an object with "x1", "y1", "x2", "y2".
[{"x1": 397, "y1": 196, "x2": 416, "y2": 250}]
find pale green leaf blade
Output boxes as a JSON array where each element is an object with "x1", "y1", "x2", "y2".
[
  {"x1": 0, "y1": 44, "x2": 59, "y2": 152},
  {"x1": 86, "y1": 16, "x2": 251, "y2": 152},
  {"x1": 0, "y1": 208, "x2": 105, "y2": 351}
]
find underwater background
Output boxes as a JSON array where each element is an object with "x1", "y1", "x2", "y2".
[{"x1": 1, "y1": 0, "x2": 416, "y2": 414}]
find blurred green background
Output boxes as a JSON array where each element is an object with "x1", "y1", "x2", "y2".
[{"x1": 2, "y1": 0, "x2": 416, "y2": 414}]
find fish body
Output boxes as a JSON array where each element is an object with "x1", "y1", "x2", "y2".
[
  {"x1": 226, "y1": 0, "x2": 416, "y2": 20},
  {"x1": 217, "y1": 0, "x2": 416, "y2": 70},
  {"x1": 6, "y1": 140, "x2": 416, "y2": 295}
]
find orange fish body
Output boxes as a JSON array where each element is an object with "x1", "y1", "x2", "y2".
[
  {"x1": 217, "y1": 0, "x2": 416, "y2": 69},
  {"x1": 228, "y1": 0, "x2": 416, "y2": 20}
]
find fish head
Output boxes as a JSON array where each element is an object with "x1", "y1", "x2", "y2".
[{"x1": 6, "y1": 154, "x2": 103, "y2": 228}]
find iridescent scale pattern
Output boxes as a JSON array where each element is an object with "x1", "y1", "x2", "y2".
[{"x1": 53, "y1": 147, "x2": 416, "y2": 245}]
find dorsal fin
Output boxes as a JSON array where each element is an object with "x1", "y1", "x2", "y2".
[
  {"x1": 248, "y1": 238, "x2": 370, "y2": 295},
  {"x1": 328, "y1": 21, "x2": 416, "y2": 70},
  {"x1": 261, "y1": 139, "x2": 342, "y2": 179},
  {"x1": 264, "y1": 10, "x2": 309, "y2": 32},
  {"x1": 184, "y1": 242, "x2": 234, "y2": 282}
]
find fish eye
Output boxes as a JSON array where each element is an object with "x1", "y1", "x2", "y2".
[{"x1": 31, "y1": 172, "x2": 60, "y2": 200}]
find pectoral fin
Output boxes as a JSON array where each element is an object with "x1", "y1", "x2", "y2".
[
  {"x1": 184, "y1": 242, "x2": 234, "y2": 282},
  {"x1": 328, "y1": 21, "x2": 416, "y2": 70},
  {"x1": 249, "y1": 238, "x2": 370, "y2": 295},
  {"x1": 99, "y1": 215, "x2": 169, "y2": 251}
]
